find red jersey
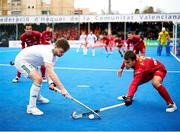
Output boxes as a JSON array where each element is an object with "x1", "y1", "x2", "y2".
[
  {"x1": 102, "y1": 36, "x2": 110, "y2": 45},
  {"x1": 20, "y1": 31, "x2": 41, "y2": 49},
  {"x1": 41, "y1": 30, "x2": 52, "y2": 44},
  {"x1": 115, "y1": 38, "x2": 124, "y2": 48},
  {"x1": 54, "y1": 32, "x2": 61, "y2": 41},
  {"x1": 122, "y1": 56, "x2": 166, "y2": 97},
  {"x1": 126, "y1": 35, "x2": 143, "y2": 49}
]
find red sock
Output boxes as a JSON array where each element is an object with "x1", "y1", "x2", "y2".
[
  {"x1": 105, "y1": 46, "x2": 108, "y2": 52},
  {"x1": 156, "y1": 85, "x2": 173, "y2": 105},
  {"x1": 40, "y1": 65, "x2": 46, "y2": 78},
  {"x1": 17, "y1": 71, "x2": 21, "y2": 78}
]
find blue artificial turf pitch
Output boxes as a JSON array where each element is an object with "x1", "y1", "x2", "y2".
[{"x1": 0, "y1": 47, "x2": 180, "y2": 131}]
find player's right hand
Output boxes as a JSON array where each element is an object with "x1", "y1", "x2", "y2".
[{"x1": 124, "y1": 96, "x2": 133, "y2": 106}]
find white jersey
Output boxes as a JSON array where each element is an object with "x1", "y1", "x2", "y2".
[
  {"x1": 15, "y1": 45, "x2": 57, "y2": 66},
  {"x1": 79, "y1": 34, "x2": 87, "y2": 42},
  {"x1": 87, "y1": 34, "x2": 97, "y2": 43}
]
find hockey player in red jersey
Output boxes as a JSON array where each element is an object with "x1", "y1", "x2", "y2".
[
  {"x1": 12, "y1": 24, "x2": 46, "y2": 83},
  {"x1": 126, "y1": 32, "x2": 145, "y2": 56},
  {"x1": 117, "y1": 51, "x2": 177, "y2": 112}
]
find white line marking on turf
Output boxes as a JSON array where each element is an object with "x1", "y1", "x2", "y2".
[
  {"x1": 171, "y1": 52, "x2": 180, "y2": 62},
  {"x1": 0, "y1": 64, "x2": 180, "y2": 73},
  {"x1": 55, "y1": 66, "x2": 119, "y2": 72},
  {"x1": 0, "y1": 64, "x2": 11, "y2": 66},
  {"x1": 54, "y1": 66, "x2": 180, "y2": 73},
  {"x1": 77, "y1": 85, "x2": 90, "y2": 88}
]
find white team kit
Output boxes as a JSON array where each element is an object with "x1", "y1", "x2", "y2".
[
  {"x1": 15, "y1": 45, "x2": 57, "y2": 78},
  {"x1": 76, "y1": 34, "x2": 87, "y2": 54},
  {"x1": 79, "y1": 34, "x2": 87, "y2": 45},
  {"x1": 84, "y1": 33, "x2": 97, "y2": 56},
  {"x1": 87, "y1": 34, "x2": 97, "y2": 47}
]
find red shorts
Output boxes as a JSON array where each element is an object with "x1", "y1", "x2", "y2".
[
  {"x1": 140, "y1": 66, "x2": 167, "y2": 84},
  {"x1": 117, "y1": 44, "x2": 123, "y2": 48},
  {"x1": 133, "y1": 42, "x2": 145, "y2": 55},
  {"x1": 154, "y1": 69, "x2": 167, "y2": 81}
]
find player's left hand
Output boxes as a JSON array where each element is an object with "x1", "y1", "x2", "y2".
[
  {"x1": 117, "y1": 68, "x2": 123, "y2": 77},
  {"x1": 49, "y1": 83, "x2": 57, "y2": 92},
  {"x1": 61, "y1": 88, "x2": 71, "y2": 98},
  {"x1": 125, "y1": 96, "x2": 133, "y2": 106}
]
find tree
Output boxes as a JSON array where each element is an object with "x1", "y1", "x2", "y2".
[
  {"x1": 134, "y1": 8, "x2": 140, "y2": 14},
  {"x1": 142, "y1": 6, "x2": 155, "y2": 13}
]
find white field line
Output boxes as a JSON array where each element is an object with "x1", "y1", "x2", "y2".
[
  {"x1": 171, "y1": 52, "x2": 180, "y2": 62},
  {"x1": 0, "y1": 64, "x2": 180, "y2": 73},
  {"x1": 77, "y1": 85, "x2": 90, "y2": 88}
]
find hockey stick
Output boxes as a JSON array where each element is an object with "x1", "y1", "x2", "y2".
[
  {"x1": 71, "y1": 102, "x2": 125, "y2": 119},
  {"x1": 53, "y1": 87, "x2": 101, "y2": 119}
]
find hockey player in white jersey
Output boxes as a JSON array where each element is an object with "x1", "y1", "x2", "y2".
[{"x1": 84, "y1": 31, "x2": 97, "y2": 56}]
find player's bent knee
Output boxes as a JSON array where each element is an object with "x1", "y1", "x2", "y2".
[
  {"x1": 31, "y1": 74, "x2": 42, "y2": 84},
  {"x1": 152, "y1": 76, "x2": 163, "y2": 89},
  {"x1": 152, "y1": 80, "x2": 161, "y2": 89},
  {"x1": 35, "y1": 76, "x2": 42, "y2": 84}
]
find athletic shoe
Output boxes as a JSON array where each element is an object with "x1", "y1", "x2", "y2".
[
  {"x1": 117, "y1": 95, "x2": 127, "y2": 101},
  {"x1": 42, "y1": 78, "x2": 47, "y2": 83},
  {"x1": 12, "y1": 77, "x2": 19, "y2": 83},
  {"x1": 166, "y1": 103, "x2": 177, "y2": 112},
  {"x1": 37, "y1": 95, "x2": 49, "y2": 104},
  {"x1": 27, "y1": 105, "x2": 44, "y2": 115}
]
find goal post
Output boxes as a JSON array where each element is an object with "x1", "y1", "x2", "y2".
[{"x1": 172, "y1": 21, "x2": 180, "y2": 62}]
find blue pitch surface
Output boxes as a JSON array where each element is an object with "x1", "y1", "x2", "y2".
[{"x1": 0, "y1": 47, "x2": 180, "y2": 131}]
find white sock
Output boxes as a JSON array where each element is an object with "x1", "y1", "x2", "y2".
[
  {"x1": 84, "y1": 48, "x2": 87, "y2": 55},
  {"x1": 92, "y1": 49, "x2": 95, "y2": 55},
  {"x1": 29, "y1": 82, "x2": 41, "y2": 108},
  {"x1": 37, "y1": 93, "x2": 43, "y2": 100}
]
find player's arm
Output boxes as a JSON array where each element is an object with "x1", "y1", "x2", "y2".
[
  {"x1": 20, "y1": 35, "x2": 25, "y2": 49},
  {"x1": 38, "y1": 32, "x2": 42, "y2": 44},
  {"x1": 94, "y1": 35, "x2": 97, "y2": 42},
  {"x1": 125, "y1": 72, "x2": 142, "y2": 106},
  {"x1": 45, "y1": 62, "x2": 70, "y2": 97},
  {"x1": 158, "y1": 33, "x2": 161, "y2": 44},
  {"x1": 166, "y1": 32, "x2": 170, "y2": 40},
  {"x1": 126, "y1": 39, "x2": 130, "y2": 50},
  {"x1": 41, "y1": 32, "x2": 46, "y2": 44},
  {"x1": 21, "y1": 41, "x2": 25, "y2": 49},
  {"x1": 118, "y1": 62, "x2": 125, "y2": 77}
]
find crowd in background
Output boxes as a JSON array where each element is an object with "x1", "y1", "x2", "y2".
[{"x1": 0, "y1": 22, "x2": 173, "y2": 45}]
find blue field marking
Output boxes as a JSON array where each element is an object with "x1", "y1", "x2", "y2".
[{"x1": 0, "y1": 47, "x2": 20, "y2": 52}]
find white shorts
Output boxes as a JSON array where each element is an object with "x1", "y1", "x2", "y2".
[
  {"x1": 87, "y1": 42, "x2": 95, "y2": 48},
  {"x1": 15, "y1": 59, "x2": 36, "y2": 78},
  {"x1": 80, "y1": 41, "x2": 86, "y2": 45}
]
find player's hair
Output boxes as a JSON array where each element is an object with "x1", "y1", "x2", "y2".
[
  {"x1": 55, "y1": 38, "x2": 70, "y2": 52},
  {"x1": 128, "y1": 31, "x2": 135, "y2": 35},
  {"x1": 124, "y1": 51, "x2": 136, "y2": 61},
  {"x1": 25, "y1": 23, "x2": 32, "y2": 27},
  {"x1": 46, "y1": 25, "x2": 51, "y2": 28}
]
